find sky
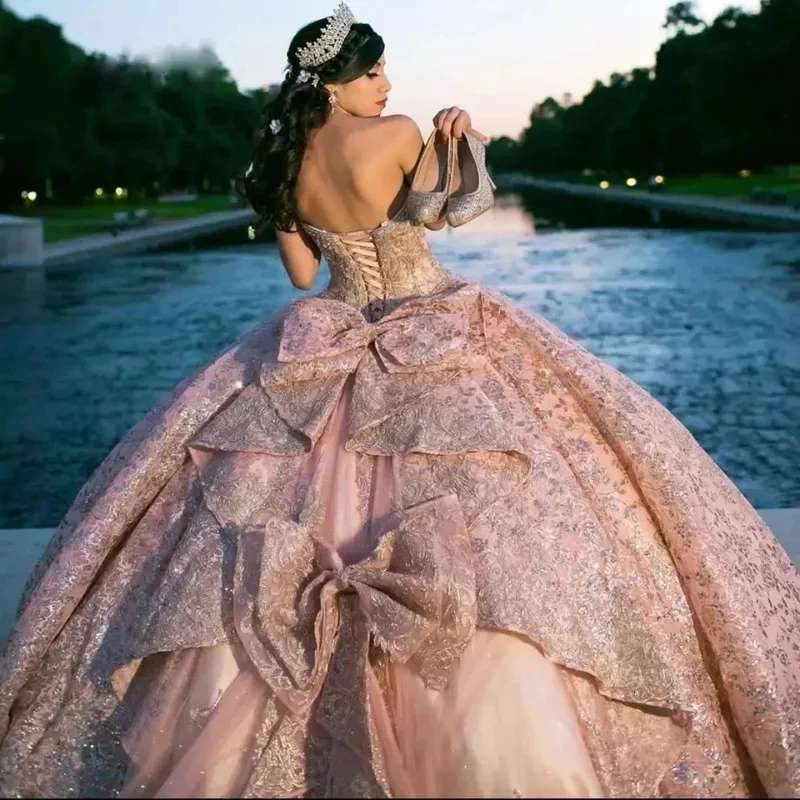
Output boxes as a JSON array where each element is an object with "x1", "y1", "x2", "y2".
[{"x1": 7, "y1": 0, "x2": 760, "y2": 139}]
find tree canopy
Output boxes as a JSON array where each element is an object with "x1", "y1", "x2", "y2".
[
  {"x1": 488, "y1": 0, "x2": 799, "y2": 177},
  {"x1": 0, "y1": 1, "x2": 265, "y2": 209},
  {"x1": 1, "y1": 0, "x2": 797, "y2": 211}
]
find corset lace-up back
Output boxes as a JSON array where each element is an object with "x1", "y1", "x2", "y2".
[
  {"x1": 301, "y1": 214, "x2": 457, "y2": 321},
  {"x1": 337, "y1": 231, "x2": 387, "y2": 321}
]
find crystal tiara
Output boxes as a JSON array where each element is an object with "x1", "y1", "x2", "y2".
[{"x1": 294, "y1": 2, "x2": 357, "y2": 69}]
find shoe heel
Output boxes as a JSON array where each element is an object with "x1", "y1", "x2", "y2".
[{"x1": 445, "y1": 133, "x2": 496, "y2": 228}]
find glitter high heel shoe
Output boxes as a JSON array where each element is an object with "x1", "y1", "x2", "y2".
[
  {"x1": 405, "y1": 131, "x2": 456, "y2": 225},
  {"x1": 445, "y1": 132, "x2": 497, "y2": 228}
]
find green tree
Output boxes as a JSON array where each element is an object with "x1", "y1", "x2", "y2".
[
  {"x1": 0, "y1": 2, "x2": 263, "y2": 209},
  {"x1": 489, "y1": 0, "x2": 799, "y2": 180},
  {"x1": 0, "y1": 7, "x2": 81, "y2": 205},
  {"x1": 663, "y1": 1, "x2": 706, "y2": 32},
  {"x1": 486, "y1": 136, "x2": 522, "y2": 172}
]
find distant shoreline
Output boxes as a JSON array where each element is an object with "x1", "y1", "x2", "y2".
[{"x1": 497, "y1": 175, "x2": 800, "y2": 232}]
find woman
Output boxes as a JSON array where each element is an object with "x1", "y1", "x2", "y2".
[{"x1": 1, "y1": 4, "x2": 798, "y2": 798}]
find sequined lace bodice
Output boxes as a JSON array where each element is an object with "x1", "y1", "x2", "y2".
[{"x1": 301, "y1": 214, "x2": 457, "y2": 321}]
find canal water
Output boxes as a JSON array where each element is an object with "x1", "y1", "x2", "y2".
[{"x1": 0, "y1": 192, "x2": 798, "y2": 528}]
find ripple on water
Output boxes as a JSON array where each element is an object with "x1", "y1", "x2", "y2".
[{"x1": 0, "y1": 216, "x2": 798, "y2": 526}]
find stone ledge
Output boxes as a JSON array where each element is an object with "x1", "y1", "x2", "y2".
[
  {"x1": 43, "y1": 208, "x2": 252, "y2": 266},
  {"x1": 1, "y1": 509, "x2": 797, "y2": 643},
  {"x1": 0, "y1": 214, "x2": 44, "y2": 267},
  {"x1": 495, "y1": 176, "x2": 800, "y2": 232}
]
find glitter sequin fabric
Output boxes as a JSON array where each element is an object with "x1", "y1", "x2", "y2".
[{"x1": 0, "y1": 212, "x2": 798, "y2": 798}]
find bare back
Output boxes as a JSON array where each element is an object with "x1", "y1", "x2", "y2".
[{"x1": 295, "y1": 115, "x2": 417, "y2": 234}]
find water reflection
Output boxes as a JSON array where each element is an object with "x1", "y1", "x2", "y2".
[
  {"x1": 515, "y1": 188, "x2": 737, "y2": 232},
  {"x1": 0, "y1": 194, "x2": 798, "y2": 527}
]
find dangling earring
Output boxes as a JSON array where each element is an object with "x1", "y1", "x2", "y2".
[{"x1": 328, "y1": 91, "x2": 337, "y2": 110}]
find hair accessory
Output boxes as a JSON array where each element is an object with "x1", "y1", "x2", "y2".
[
  {"x1": 269, "y1": 119, "x2": 283, "y2": 135},
  {"x1": 295, "y1": 2, "x2": 356, "y2": 68},
  {"x1": 296, "y1": 69, "x2": 321, "y2": 87}
]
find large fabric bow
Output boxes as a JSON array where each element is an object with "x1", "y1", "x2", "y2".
[
  {"x1": 259, "y1": 287, "x2": 484, "y2": 445},
  {"x1": 231, "y1": 494, "x2": 476, "y2": 767},
  {"x1": 266, "y1": 288, "x2": 480, "y2": 382}
]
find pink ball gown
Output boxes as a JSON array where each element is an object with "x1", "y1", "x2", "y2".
[{"x1": 0, "y1": 202, "x2": 798, "y2": 798}]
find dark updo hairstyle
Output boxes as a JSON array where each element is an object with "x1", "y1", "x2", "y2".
[{"x1": 239, "y1": 18, "x2": 384, "y2": 233}]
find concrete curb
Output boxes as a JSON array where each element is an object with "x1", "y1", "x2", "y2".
[
  {"x1": 0, "y1": 215, "x2": 44, "y2": 267},
  {"x1": 42, "y1": 209, "x2": 253, "y2": 266},
  {"x1": 1, "y1": 510, "x2": 797, "y2": 643}
]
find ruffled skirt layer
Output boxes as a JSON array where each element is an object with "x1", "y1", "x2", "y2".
[
  {"x1": 120, "y1": 388, "x2": 606, "y2": 798},
  {"x1": 1, "y1": 284, "x2": 797, "y2": 797}
]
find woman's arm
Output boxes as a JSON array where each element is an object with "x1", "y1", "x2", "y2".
[{"x1": 276, "y1": 225, "x2": 321, "y2": 290}]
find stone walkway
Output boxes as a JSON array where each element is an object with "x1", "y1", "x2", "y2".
[
  {"x1": 43, "y1": 208, "x2": 253, "y2": 266},
  {"x1": 498, "y1": 176, "x2": 800, "y2": 231},
  {"x1": 1, "y1": 510, "x2": 797, "y2": 642}
]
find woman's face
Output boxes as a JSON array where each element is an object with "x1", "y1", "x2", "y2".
[{"x1": 331, "y1": 55, "x2": 391, "y2": 117}]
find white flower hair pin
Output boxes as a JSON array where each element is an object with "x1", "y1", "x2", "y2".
[
  {"x1": 269, "y1": 119, "x2": 283, "y2": 135},
  {"x1": 296, "y1": 69, "x2": 320, "y2": 87}
]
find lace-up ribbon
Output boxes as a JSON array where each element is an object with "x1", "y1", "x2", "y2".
[{"x1": 339, "y1": 233, "x2": 387, "y2": 321}]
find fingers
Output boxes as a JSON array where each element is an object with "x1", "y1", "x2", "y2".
[
  {"x1": 437, "y1": 106, "x2": 463, "y2": 139},
  {"x1": 432, "y1": 108, "x2": 449, "y2": 128},
  {"x1": 433, "y1": 108, "x2": 488, "y2": 142},
  {"x1": 433, "y1": 106, "x2": 465, "y2": 138},
  {"x1": 451, "y1": 110, "x2": 472, "y2": 140}
]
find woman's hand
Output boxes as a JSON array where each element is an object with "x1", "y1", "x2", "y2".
[{"x1": 432, "y1": 107, "x2": 489, "y2": 143}]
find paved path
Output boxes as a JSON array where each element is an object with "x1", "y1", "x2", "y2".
[
  {"x1": 498, "y1": 176, "x2": 800, "y2": 231},
  {"x1": 43, "y1": 209, "x2": 253, "y2": 266},
  {"x1": 1, "y1": 510, "x2": 797, "y2": 643}
]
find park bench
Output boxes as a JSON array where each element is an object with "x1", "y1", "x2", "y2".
[
  {"x1": 111, "y1": 209, "x2": 152, "y2": 236},
  {"x1": 750, "y1": 187, "x2": 789, "y2": 206}
]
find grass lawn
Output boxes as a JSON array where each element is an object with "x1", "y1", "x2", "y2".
[
  {"x1": 12, "y1": 195, "x2": 243, "y2": 243},
  {"x1": 572, "y1": 171, "x2": 800, "y2": 203},
  {"x1": 660, "y1": 173, "x2": 800, "y2": 200}
]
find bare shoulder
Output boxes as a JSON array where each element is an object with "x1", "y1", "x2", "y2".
[
  {"x1": 370, "y1": 114, "x2": 424, "y2": 175},
  {"x1": 376, "y1": 114, "x2": 423, "y2": 145}
]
